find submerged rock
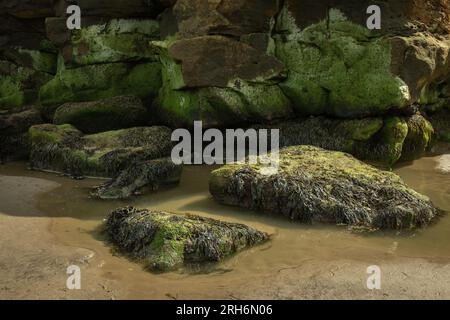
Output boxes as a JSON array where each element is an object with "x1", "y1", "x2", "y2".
[
  {"x1": 53, "y1": 96, "x2": 149, "y2": 134},
  {"x1": 92, "y1": 159, "x2": 182, "y2": 200},
  {"x1": 210, "y1": 146, "x2": 438, "y2": 230},
  {"x1": 105, "y1": 206, "x2": 269, "y2": 271},
  {"x1": 29, "y1": 124, "x2": 173, "y2": 178}
]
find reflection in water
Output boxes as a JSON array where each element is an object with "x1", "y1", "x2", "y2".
[{"x1": 0, "y1": 154, "x2": 449, "y2": 298}]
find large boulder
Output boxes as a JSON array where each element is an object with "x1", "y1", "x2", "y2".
[
  {"x1": 210, "y1": 146, "x2": 438, "y2": 230},
  {"x1": 29, "y1": 124, "x2": 174, "y2": 178},
  {"x1": 105, "y1": 206, "x2": 269, "y2": 271},
  {"x1": 53, "y1": 95, "x2": 149, "y2": 134}
]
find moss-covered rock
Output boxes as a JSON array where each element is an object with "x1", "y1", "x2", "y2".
[
  {"x1": 153, "y1": 40, "x2": 292, "y2": 128},
  {"x1": 29, "y1": 124, "x2": 173, "y2": 178},
  {"x1": 61, "y1": 19, "x2": 160, "y2": 67},
  {"x1": 355, "y1": 117, "x2": 409, "y2": 166},
  {"x1": 92, "y1": 159, "x2": 182, "y2": 200},
  {"x1": 105, "y1": 206, "x2": 269, "y2": 271},
  {"x1": 210, "y1": 146, "x2": 438, "y2": 230},
  {"x1": 274, "y1": 8, "x2": 411, "y2": 118},
  {"x1": 53, "y1": 95, "x2": 149, "y2": 134},
  {"x1": 39, "y1": 62, "x2": 162, "y2": 117}
]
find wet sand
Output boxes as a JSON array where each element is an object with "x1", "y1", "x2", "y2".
[{"x1": 0, "y1": 155, "x2": 449, "y2": 300}]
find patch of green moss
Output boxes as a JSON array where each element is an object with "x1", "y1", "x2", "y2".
[
  {"x1": 68, "y1": 19, "x2": 160, "y2": 66},
  {"x1": 39, "y1": 62, "x2": 161, "y2": 115},
  {"x1": 275, "y1": 8, "x2": 411, "y2": 117}
]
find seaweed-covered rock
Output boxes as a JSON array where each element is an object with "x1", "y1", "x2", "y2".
[
  {"x1": 92, "y1": 159, "x2": 182, "y2": 200},
  {"x1": 29, "y1": 124, "x2": 173, "y2": 178},
  {"x1": 53, "y1": 96, "x2": 148, "y2": 134},
  {"x1": 209, "y1": 146, "x2": 438, "y2": 230},
  {"x1": 39, "y1": 62, "x2": 161, "y2": 117},
  {"x1": 105, "y1": 206, "x2": 269, "y2": 271}
]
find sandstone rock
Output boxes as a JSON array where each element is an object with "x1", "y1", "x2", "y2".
[
  {"x1": 171, "y1": 0, "x2": 278, "y2": 38},
  {"x1": 153, "y1": 39, "x2": 293, "y2": 128},
  {"x1": 53, "y1": 96, "x2": 149, "y2": 134},
  {"x1": 29, "y1": 124, "x2": 173, "y2": 178},
  {"x1": 105, "y1": 206, "x2": 269, "y2": 271},
  {"x1": 92, "y1": 159, "x2": 182, "y2": 200},
  {"x1": 210, "y1": 146, "x2": 438, "y2": 230}
]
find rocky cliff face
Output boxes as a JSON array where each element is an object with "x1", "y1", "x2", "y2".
[{"x1": 0, "y1": 0, "x2": 449, "y2": 165}]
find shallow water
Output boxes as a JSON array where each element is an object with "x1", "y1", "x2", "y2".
[{"x1": 0, "y1": 154, "x2": 449, "y2": 299}]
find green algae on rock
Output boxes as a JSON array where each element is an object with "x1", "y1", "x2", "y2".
[
  {"x1": 92, "y1": 158, "x2": 182, "y2": 200},
  {"x1": 29, "y1": 124, "x2": 173, "y2": 178},
  {"x1": 39, "y1": 61, "x2": 162, "y2": 117},
  {"x1": 105, "y1": 206, "x2": 269, "y2": 272},
  {"x1": 53, "y1": 95, "x2": 148, "y2": 134},
  {"x1": 210, "y1": 146, "x2": 438, "y2": 230},
  {"x1": 274, "y1": 7, "x2": 411, "y2": 118}
]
